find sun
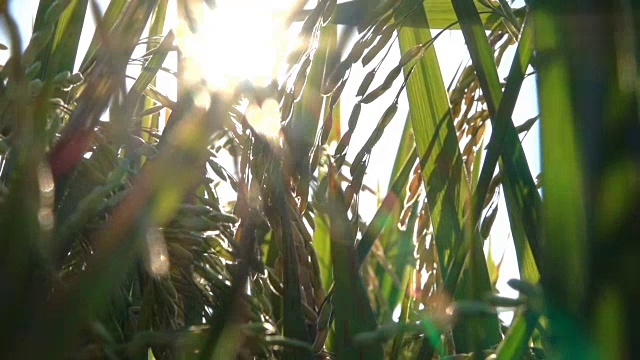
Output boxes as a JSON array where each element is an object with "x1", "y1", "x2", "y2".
[{"x1": 177, "y1": 0, "x2": 298, "y2": 92}]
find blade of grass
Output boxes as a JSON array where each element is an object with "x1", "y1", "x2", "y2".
[
  {"x1": 140, "y1": 0, "x2": 168, "y2": 142},
  {"x1": 471, "y1": 16, "x2": 540, "y2": 282},
  {"x1": 121, "y1": 30, "x2": 175, "y2": 121},
  {"x1": 375, "y1": 114, "x2": 414, "y2": 316},
  {"x1": 396, "y1": 3, "x2": 501, "y2": 352},
  {"x1": 288, "y1": 22, "x2": 333, "y2": 212},
  {"x1": 48, "y1": 0, "x2": 157, "y2": 178},
  {"x1": 533, "y1": 1, "x2": 636, "y2": 357},
  {"x1": 296, "y1": 0, "x2": 504, "y2": 29},
  {"x1": 313, "y1": 143, "x2": 416, "y2": 350},
  {"x1": 78, "y1": 0, "x2": 129, "y2": 72},
  {"x1": 32, "y1": 0, "x2": 56, "y2": 34},
  {"x1": 495, "y1": 311, "x2": 539, "y2": 359},
  {"x1": 0, "y1": 16, "x2": 52, "y2": 355},
  {"x1": 276, "y1": 169, "x2": 313, "y2": 360},
  {"x1": 397, "y1": 24, "x2": 462, "y2": 281},
  {"x1": 356, "y1": 146, "x2": 415, "y2": 265},
  {"x1": 383, "y1": 200, "x2": 419, "y2": 319},
  {"x1": 450, "y1": 0, "x2": 543, "y2": 282},
  {"x1": 34, "y1": 0, "x2": 89, "y2": 83},
  {"x1": 313, "y1": 207, "x2": 333, "y2": 292},
  {"x1": 390, "y1": 274, "x2": 412, "y2": 360},
  {"x1": 328, "y1": 161, "x2": 383, "y2": 360},
  {"x1": 316, "y1": 142, "x2": 416, "y2": 342}
]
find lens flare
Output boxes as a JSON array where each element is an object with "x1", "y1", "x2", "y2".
[{"x1": 245, "y1": 98, "x2": 282, "y2": 140}]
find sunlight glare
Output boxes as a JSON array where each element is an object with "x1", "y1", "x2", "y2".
[
  {"x1": 245, "y1": 98, "x2": 282, "y2": 139},
  {"x1": 178, "y1": 0, "x2": 298, "y2": 92}
]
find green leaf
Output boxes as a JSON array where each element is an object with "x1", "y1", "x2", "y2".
[
  {"x1": 356, "y1": 146, "x2": 416, "y2": 266},
  {"x1": 396, "y1": 2, "x2": 501, "y2": 352},
  {"x1": 49, "y1": 0, "x2": 156, "y2": 177},
  {"x1": 471, "y1": 16, "x2": 540, "y2": 282},
  {"x1": 495, "y1": 311, "x2": 539, "y2": 360},
  {"x1": 328, "y1": 163, "x2": 383, "y2": 360},
  {"x1": 375, "y1": 115, "x2": 415, "y2": 315},
  {"x1": 122, "y1": 30, "x2": 175, "y2": 120},
  {"x1": 535, "y1": 0, "x2": 640, "y2": 356},
  {"x1": 34, "y1": 0, "x2": 89, "y2": 82},
  {"x1": 288, "y1": 22, "x2": 334, "y2": 212},
  {"x1": 273, "y1": 166, "x2": 311, "y2": 360},
  {"x1": 313, "y1": 208, "x2": 333, "y2": 293},
  {"x1": 297, "y1": 0, "x2": 505, "y2": 29},
  {"x1": 78, "y1": 0, "x2": 129, "y2": 73},
  {"x1": 534, "y1": 0, "x2": 587, "y2": 312},
  {"x1": 451, "y1": 0, "x2": 543, "y2": 271},
  {"x1": 390, "y1": 278, "x2": 412, "y2": 360},
  {"x1": 140, "y1": 0, "x2": 169, "y2": 142},
  {"x1": 382, "y1": 200, "x2": 419, "y2": 316},
  {"x1": 0, "y1": 20, "x2": 51, "y2": 354},
  {"x1": 397, "y1": 4, "x2": 462, "y2": 279}
]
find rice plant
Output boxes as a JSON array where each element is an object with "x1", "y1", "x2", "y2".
[{"x1": 0, "y1": 0, "x2": 636, "y2": 359}]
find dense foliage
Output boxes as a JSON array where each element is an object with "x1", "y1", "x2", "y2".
[{"x1": 0, "y1": 0, "x2": 637, "y2": 359}]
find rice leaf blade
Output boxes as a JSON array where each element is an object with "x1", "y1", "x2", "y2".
[
  {"x1": 396, "y1": 3, "x2": 501, "y2": 352},
  {"x1": 451, "y1": 0, "x2": 543, "y2": 281},
  {"x1": 328, "y1": 163, "x2": 383, "y2": 360}
]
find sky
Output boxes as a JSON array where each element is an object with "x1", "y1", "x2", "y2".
[{"x1": 2, "y1": 0, "x2": 539, "y2": 320}]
